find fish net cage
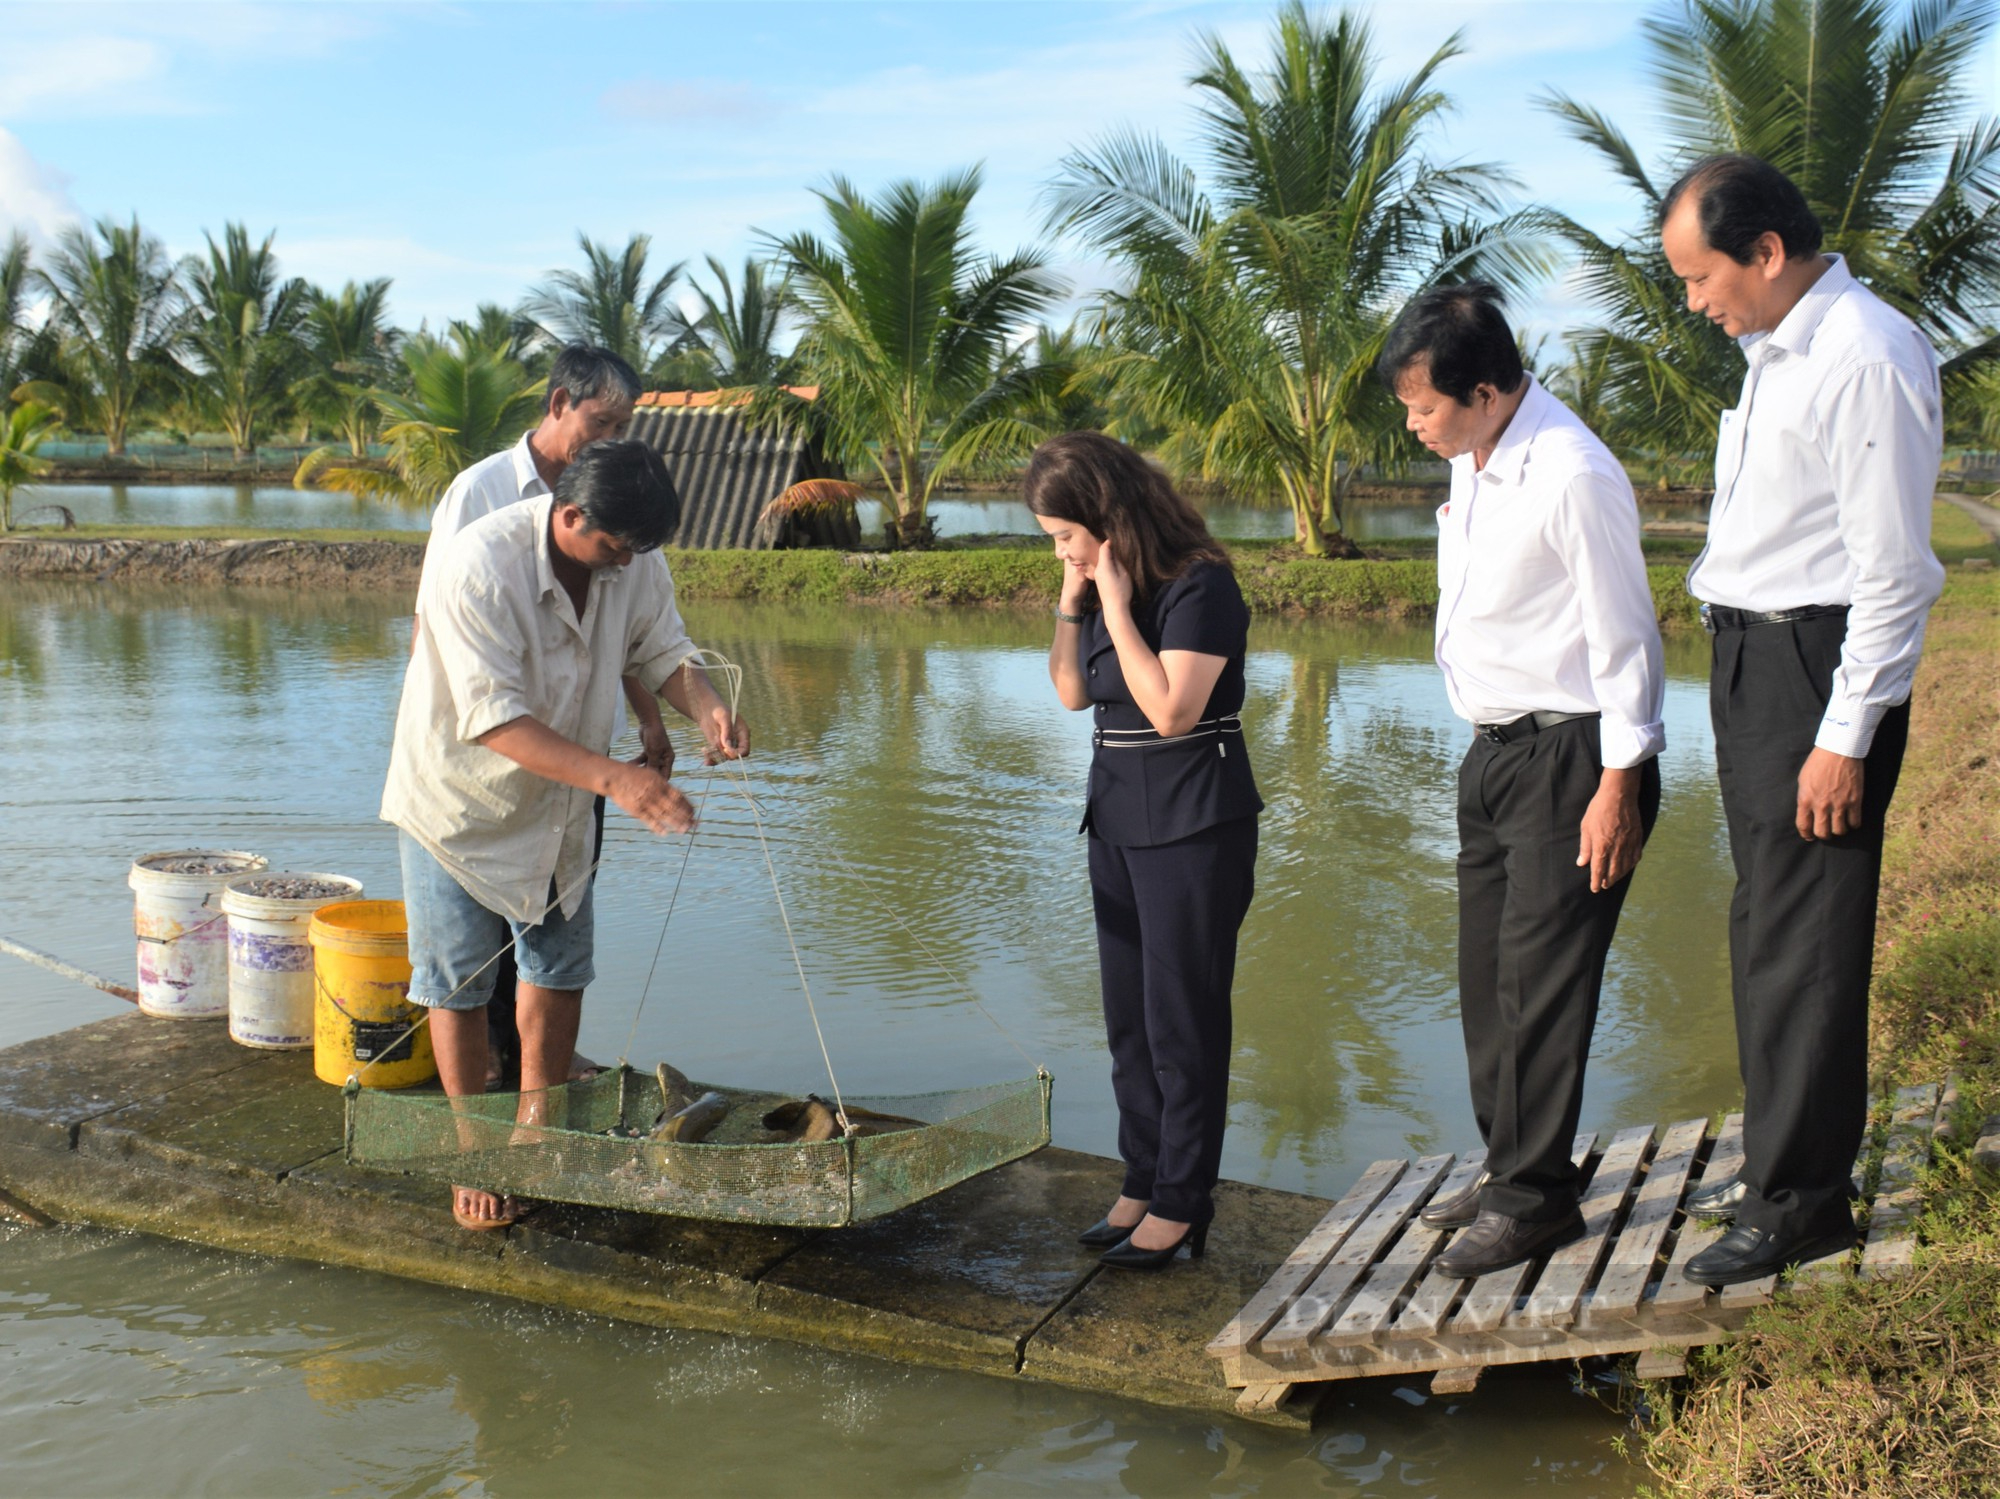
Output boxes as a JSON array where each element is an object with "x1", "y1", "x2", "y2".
[{"x1": 343, "y1": 1066, "x2": 1053, "y2": 1227}]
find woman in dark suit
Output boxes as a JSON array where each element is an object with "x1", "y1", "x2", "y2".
[{"x1": 1027, "y1": 432, "x2": 1262, "y2": 1270}]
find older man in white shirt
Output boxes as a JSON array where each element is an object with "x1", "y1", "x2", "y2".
[
  {"x1": 1381, "y1": 282, "x2": 1665, "y2": 1280},
  {"x1": 1661, "y1": 154, "x2": 1943, "y2": 1286},
  {"x1": 416, "y1": 345, "x2": 669, "y2": 1089},
  {"x1": 384, "y1": 438, "x2": 748, "y2": 1231}
]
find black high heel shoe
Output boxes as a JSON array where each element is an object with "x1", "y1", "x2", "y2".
[
  {"x1": 1078, "y1": 1216, "x2": 1146, "y2": 1248},
  {"x1": 1098, "y1": 1220, "x2": 1209, "y2": 1270}
]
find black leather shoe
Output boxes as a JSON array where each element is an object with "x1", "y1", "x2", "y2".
[
  {"x1": 1686, "y1": 1173, "x2": 1749, "y2": 1220},
  {"x1": 1099, "y1": 1221, "x2": 1209, "y2": 1270},
  {"x1": 1419, "y1": 1171, "x2": 1490, "y2": 1229},
  {"x1": 1434, "y1": 1208, "x2": 1585, "y2": 1279},
  {"x1": 1078, "y1": 1215, "x2": 1145, "y2": 1249},
  {"x1": 1686, "y1": 1222, "x2": 1856, "y2": 1287}
]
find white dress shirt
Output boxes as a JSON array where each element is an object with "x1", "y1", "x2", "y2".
[
  {"x1": 1689, "y1": 255, "x2": 1944, "y2": 758},
  {"x1": 382, "y1": 495, "x2": 699, "y2": 923},
  {"x1": 415, "y1": 432, "x2": 548, "y2": 618},
  {"x1": 1436, "y1": 377, "x2": 1666, "y2": 770}
]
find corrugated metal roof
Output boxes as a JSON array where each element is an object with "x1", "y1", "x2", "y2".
[{"x1": 625, "y1": 405, "x2": 838, "y2": 550}]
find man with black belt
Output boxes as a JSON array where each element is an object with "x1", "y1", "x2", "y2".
[
  {"x1": 1381, "y1": 283, "x2": 1665, "y2": 1279},
  {"x1": 1660, "y1": 155, "x2": 1944, "y2": 1285}
]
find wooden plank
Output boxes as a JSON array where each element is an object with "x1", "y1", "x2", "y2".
[
  {"x1": 1513, "y1": 1124, "x2": 1655, "y2": 1330},
  {"x1": 1861, "y1": 1083, "x2": 1938, "y2": 1280},
  {"x1": 1259, "y1": 1154, "x2": 1453, "y2": 1359},
  {"x1": 1205, "y1": 1157, "x2": 1406, "y2": 1360},
  {"x1": 1235, "y1": 1381, "x2": 1296, "y2": 1415},
  {"x1": 1649, "y1": 1113, "x2": 1743, "y2": 1322},
  {"x1": 1430, "y1": 1366, "x2": 1480, "y2": 1395},
  {"x1": 1446, "y1": 1133, "x2": 1599, "y2": 1337},
  {"x1": 1228, "y1": 1321, "x2": 1729, "y2": 1389},
  {"x1": 1580, "y1": 1117, "x2": 1706, "y2": 1329},
  {"x1": 1320, "y1": 1152, "x2": 1488, "y2": 1346},
  {"x1": 1634, "y1": 1348, "x2": 1687, "y2": 1381}
]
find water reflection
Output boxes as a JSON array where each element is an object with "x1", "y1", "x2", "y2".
[
  {"x1": 0, "y1": 581, "x2": 1736, "y2": 1495},
  {"x1": 0, "y1": 1224, "x2": 1639, "y2": 1497}
]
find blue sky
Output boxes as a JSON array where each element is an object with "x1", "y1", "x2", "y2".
[{"x1": 2, "y1": 1, "x2": 1996, "y2": 341}]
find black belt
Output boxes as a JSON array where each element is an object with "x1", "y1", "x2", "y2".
[
  {"x1": 1699, "y1": 602, "x2": 1849, "y2": 635},
  {"x1": 1093, "y1": 713, "x2": 1243, "y2": 750},
  {"x1": 1473, "y1": 710, "x2": 1599, "y2": 746}
]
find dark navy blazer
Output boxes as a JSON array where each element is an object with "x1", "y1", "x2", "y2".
[{"x1": 1080, "y1": 560, "x2": 1264, "y2": 847}]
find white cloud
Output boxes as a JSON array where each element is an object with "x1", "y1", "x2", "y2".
[
  {"x1": 0, "y1": 3, "x2": 380, "y2": 122},
  {"x1": 601, "y1": 79, "x2": 772, "y2": 123},
  {"x1": 0, "y1": 128, "x2": 82, "y2": 245}
]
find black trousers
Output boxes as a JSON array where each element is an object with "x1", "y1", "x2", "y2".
[
  {"x1": 1088, "y1": 816, "x2": 1258, "y2": 1225},
  {"x1": 1457, "y1": 719, "x2": 1661, "y2": 1223},
  {"x1": 1711, "y1": 614, "x2": 1908, "y2": 1239}
]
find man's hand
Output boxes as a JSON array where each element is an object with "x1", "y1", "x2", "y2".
[
  {"x1": 699, "y1": 706, "x2": 750, "y2": 765},
  {"x1": 1796, "y1": 747, "x2": 1864, "y2": 839},
  {"x1": 636, "y1": 717, "x2": 675, "y2": 777},
  {"x1": 1577, "y1": 765, "x2": 1645, "y2": 893},
  {"x1": 609, "y1": 761, "x2": 696, "y2": 835}
]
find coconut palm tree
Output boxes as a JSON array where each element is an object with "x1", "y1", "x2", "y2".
[
  {"x1": 0, "y1": 232, "x2": 50, "y2": 402},
  {"x1": 769, "y1": 168, "x2": 1062, "y2": 546},
  {"x1": 295, "y1": 278, "x2": 398, "y2": 457},
  {"x1": 29, "y1": 216, "x2": 186, "y2": 455},
  {"x1": 1541, "y1": 0, "x2": 2000, "y2": 454},
  {"x1": 1046, "y1": 3, "x2": 1547, "y2": 556},
  {"x1": 683, "y1": 255, "x2": 796, "y2": 387},
  {"x1": 521, "y1": 232, "x2": 685, "y2": 373},
  {"x1": 0, "y1": 400, "x2": 58, "y2": 532},
  {"x1": 184, "y1": 224, "x2": 311, "y2": 460},
  {"x1": 295, "y1": 331, "x2": 545, "y2": 508}
]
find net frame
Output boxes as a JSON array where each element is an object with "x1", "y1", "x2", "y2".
[{"x1": 343, "y1": 1066, "x2": 1053, "y2": 1227}]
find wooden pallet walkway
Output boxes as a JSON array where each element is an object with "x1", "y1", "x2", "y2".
[{"x1": 1210, "y1": 1087, "x2": 1942, "y2": 1402}]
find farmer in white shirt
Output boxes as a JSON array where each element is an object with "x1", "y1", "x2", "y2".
[
  {"x1": 384, "y1": 439, "x2": 749, "y2": 1231},
  {"x1": 1661, "y1": 154, "x2": 1943, "y2": 1286},
  {"x1": 1381, "y1": 282, "x2": 1665, "y2": 1280},
  {"x1": 416, "y1": 345, "x2": 670, "y2": 1088}
]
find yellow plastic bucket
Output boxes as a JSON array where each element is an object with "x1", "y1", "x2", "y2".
[{"x1": 308, "y1": 900, "x2": 436, "y2": 1089}]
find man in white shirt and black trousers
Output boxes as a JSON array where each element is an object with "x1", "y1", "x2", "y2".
[
  {"x1": 1381, "y1": 283, "x2": 1666, "y2": 1280},
  {"x1": 1661, "y1": 155, "x2": 1944, "y2": 1286}
]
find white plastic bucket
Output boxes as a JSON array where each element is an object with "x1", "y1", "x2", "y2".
[
  {"x1": 220, "y1": 872, "x2": 365, "y2": 1049},
  {"x1": 128, "y1": 850, "x2": 267, "y2": 1019}
]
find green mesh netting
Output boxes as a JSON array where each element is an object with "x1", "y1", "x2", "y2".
[{"x1": 343, "y1": 1066, "x2": 1053, "y2": 1227}]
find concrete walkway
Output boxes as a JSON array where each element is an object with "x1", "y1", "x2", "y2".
[{"x1": 0, "y1": 1012, "x2": 1332, "y2": 1425}]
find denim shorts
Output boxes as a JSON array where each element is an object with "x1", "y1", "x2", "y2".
[{"x1": 398, "y1": 832, "x2": 596, "y2": 1010}]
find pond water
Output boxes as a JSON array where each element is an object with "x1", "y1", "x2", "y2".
[{"x1": 0, "y1": 583, "x2": 1737, "y2": 1496}]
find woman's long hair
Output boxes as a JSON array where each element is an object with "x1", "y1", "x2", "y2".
[{"x1": 1022, "y1": 432, "x2": 1229, "y2": 608}]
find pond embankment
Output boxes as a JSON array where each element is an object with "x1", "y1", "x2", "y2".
[{"x1": 0, "y1": 534, "x2": 1712, "y2": 626}]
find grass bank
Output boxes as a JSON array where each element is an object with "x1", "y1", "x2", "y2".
[{"x1": 1640, "y1": 509, "x2": 2000, "y2": 1497}]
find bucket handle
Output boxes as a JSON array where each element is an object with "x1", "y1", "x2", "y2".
[
  {"x1": 315, "y1": 972, "x2": 429, "y2": 1081},
  {"x1": 137, "y1": 900, "x2": 229, "y2": 947}
]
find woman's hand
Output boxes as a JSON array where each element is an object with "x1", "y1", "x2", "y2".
[
  {"x1": 1095, "y1": 543, "x2": 1133, "y2": 614},
  {"x1": 1059, "y1": 559, "x2": 1092, "y2": 616}
]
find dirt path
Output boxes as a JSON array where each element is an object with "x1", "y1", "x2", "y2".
[{"x1": 1942, "y1": 491, "x2": 2000, "y2": 543}]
